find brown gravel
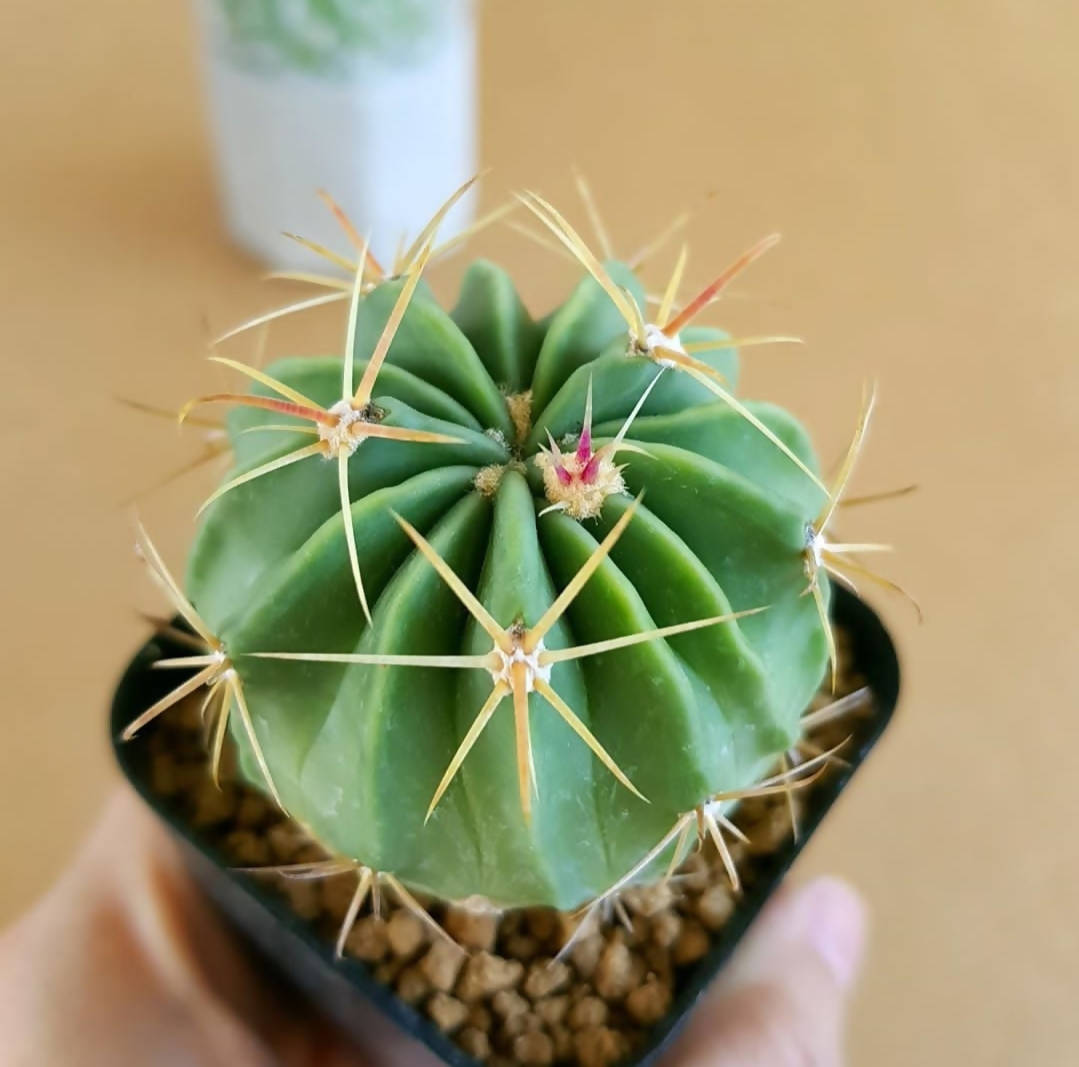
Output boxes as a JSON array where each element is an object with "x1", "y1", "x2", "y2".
[
  {"x1": 514, "y1": 1030, "x2": 555, "y2": 1065},
  {"x1": 745, "y1": 805, "x2": 796, "y2": 855},
  {"x1": 502, "y1": 933, "x2": 541, "y2": 961},
  {"x1": 593, "y1": 936, "x2": 635, "y2": 1001},
  {"x1": 649, "y1": 911, "x2": 682, "y2": 950},
  {"x1": 374, "y1": 958, "x2": 404, "y2": 987},
  {"x1": 574, "y1": 1027, "x2": 628, "y2": 1067},
  {"x1": 526, "y1": 911, "x2": 560, "y2": 943},
  {"x1": 192, "y1": 783, "x2": 235, "y2": 827},
  {"x1": 550, "y1": 1024, "x2": 574, "y2": 1062},
  {"x1": 567, "y1": 996, "x2": 608, "y2": 1031},
  {"x1": 695, "y1": 885, "x2": 735, "y2": 931},
  {"x1": 419, "y1": 939, "x2": 466, "y2": 992},
  {"x1": 535, "y1": 995, "x2": 570, "y2": 1027},
  {"x1": 524, "y1": 960, "x2": 571, "y2": 1000},
  {"x1": 457, "y1": 953, "x2": 525, "y2": 1002},
  {"x1": 344, "y1": 917, "x2": 389, "y2": 963},
  {"x1": 321, "y1": 873, "x2": 361, "y2": 922},
  {"x1": 676, "y1": 852, "x2": 710, "y2": 893},
  {"x1": 236, "y1": 792, "x2": 271, "y2": 829},
  {"x1": 396, "y1": 965, "x2": 431, "y2": 1005},
  {"x1": 458, "y1": 1027, "x2": 492, "y2": 1060},
  {"x1": 621, "y1": 883, "x2": 673, "y2": 919},
  {"x1": 568, "y1": 935, "x2": 603, "y2": 981},
  {"x1": 445, "y1": 906, "x2": 500, "y2": 952},
  {"x1": 491, "y1": 989, "x2": 529, "y2": 1021},
  {"x1": 428, "y1": 992, "x2": 469, "y2": 1033},
  {"x1": 624, "y1": 979, "x2": 672, "y2": 1026},
  {"x1": 137, "y1": 629, "x2": 871, "y2": 1067},
  {"x1": 503, "y1": 1010, "x2": 542, "y2": 1039},
  {"x1": 267, "y1": 821, "x2": 307, "y2": 862},
  {"x1": 672, "y1": 920, "x2": 711, "y2": 967},
  {"x1": 386, "y1": 912, "x2": 427, "y2": 960},
  {"x1": 467, "y1": 1004, "x2": 494, "y2": 1031}
]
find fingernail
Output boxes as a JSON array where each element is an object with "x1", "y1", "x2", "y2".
[{"x1": 799, "y1": 877, "x2": 867, "y2": 990}]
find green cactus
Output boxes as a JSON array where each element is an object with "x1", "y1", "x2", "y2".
[{"x1": 129, "y1": 184, "x2": 902, "y2": 915}]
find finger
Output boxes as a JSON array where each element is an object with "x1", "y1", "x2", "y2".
[
  {"x1": 0, "y1": 788, "x2": 282, "y2": 1066},
  {"x1": 666, "y1": 877, "x2": 868, "y2": 1067}
]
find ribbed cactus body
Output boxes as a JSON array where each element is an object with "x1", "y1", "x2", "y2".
[{"x1": 185, "y1": 260, "x2": 829, "y2": 910}]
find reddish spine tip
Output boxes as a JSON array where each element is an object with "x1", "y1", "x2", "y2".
[
  {"x1": 193, "y1": 393, "x2": 335, "y2": 427},
  {"x1": 581, "y1": 455, "x2": 601, "y2": 484},
  {"x1": 555, "y1": 464, "x2": 573, "y2": 486},
  {"x1": 663, "y1": 233, "x2": 781, "y2": 335}
]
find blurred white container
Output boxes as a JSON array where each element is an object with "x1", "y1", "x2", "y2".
[{"x1": 194, "y1": 0, "x2": 476, "y2": 270}]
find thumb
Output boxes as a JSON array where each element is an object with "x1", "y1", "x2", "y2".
[{"x1": 667, "y1": 877, "x2": 868, "y2": 1067}]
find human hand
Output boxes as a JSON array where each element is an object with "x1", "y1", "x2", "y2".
[
  {"x1": 669, "y1": 873, "x2": 867, "y2": 1066},
  {"x1": 0, "y1": 789, "x2": 866, "y2": 1067}
]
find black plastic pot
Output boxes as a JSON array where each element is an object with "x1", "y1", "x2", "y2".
[{"x1": 111, "y1": 586, "x2": 899, "y2": 1067}]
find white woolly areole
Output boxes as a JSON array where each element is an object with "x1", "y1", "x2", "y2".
[
  {"x1": 805, "y1": 524, "x2": 826, "y2": 569},
  {"x1": 318, "y1": 399, "x2": 366, "y2": 458},
  {"x1": 200, "y1": 649, "x2": 231, "y2": 684},
  {"x1": 702, "y1": 796, "x2": 738, "y2": 820},
  {"x1": 488, "y1": 639, "x2": 552, "y2": 692},
  {"x1": 643, "y1": 323, "x2": 686, "y2": 366}
]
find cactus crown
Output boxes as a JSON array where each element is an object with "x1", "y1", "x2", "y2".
[{"x1": 131, "y1": 178, "x2": 913, "y2": 915}]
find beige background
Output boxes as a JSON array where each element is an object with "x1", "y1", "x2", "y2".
[{"x1": 2, "y1": 1, "x2": 1077, "y2": 1063}]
